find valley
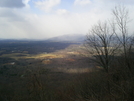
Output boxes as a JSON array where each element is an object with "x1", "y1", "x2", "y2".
[{"x1": 0, "y1": 40, "x2": 94, "y2": 101}]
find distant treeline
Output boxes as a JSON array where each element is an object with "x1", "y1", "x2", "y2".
[{"x1": 0, "y1": 40, "x2": 79, "y2": 54}]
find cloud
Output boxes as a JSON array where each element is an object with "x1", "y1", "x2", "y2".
[
  {"x1": 0, "y1": 9, "x2": 100, "y2": 39},
  {"x1": 0, "y1": 0, "x2": 25, "y2": 8},
  {"x1": 22, "y1": 0, "x2": 31, "y2": 8},
  {"x1": 74, "y1": 0, "x2": 91, "y2": 6},
  {"x1": 56, "y1": 9, "x2": 69, "y2": 15},
  {"x1": 94, "y1": 0, "x2": 134, "y2": 5},
  {"x1": 0, "y1": 12, "x2": 44, "y2": 39},
  {"x1": 0, "y1": 0, "x2": 134, "y2": 39},
  {"x1": 0, "y1": 8, "x2": 25, "y2": 22},
  {"x1": 35, "y1": 0, "x2": 61, "y2": 12},
  {"x1": 23, "y1": 12, "x2": 100, "y2": 39}
]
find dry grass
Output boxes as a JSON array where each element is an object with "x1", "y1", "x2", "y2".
[
  {"x1": 29, "y1": 53, "x2": 64, "y2": 59},
  {"x1": 0, "y1": 53, "x2": 29, "y2": 60},
  {"x1": 0, "y1": 53, "x2": 64, "y2": 60},
  {"x1": 56, "y1": 67, "x2": 91, "y2": 73},
  {"x1": 42, "y1": 59, "x2": 52, "y2": 64}
]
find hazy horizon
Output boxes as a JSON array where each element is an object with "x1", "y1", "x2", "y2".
[{"x1": 0, "y1": 0, "x2": 134, "y2": 39}]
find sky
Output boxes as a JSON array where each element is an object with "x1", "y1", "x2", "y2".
[{"x1": 0, "y1": 0, "x2": 134, "y2": 39}]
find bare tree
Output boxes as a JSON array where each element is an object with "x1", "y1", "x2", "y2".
[
  {"x1": 85, "y1": 5, "x2": 134, "y2": 72},
  {"x1": 85, "y1": 21, "x2": 119, "y2": 73},
  {"x1": 84, "y1": 5, "x2": 134, "y2": 100},
  {"x1": 112, "y1": 5, "x2": 134, "y2": 71},
  {"x1": 84, "y1": 21, "x2": 120, "y2": 101}
]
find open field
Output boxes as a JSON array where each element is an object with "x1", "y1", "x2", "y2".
[{"x1": 0, "y1": 44, "x2": 93, "y2": 74}]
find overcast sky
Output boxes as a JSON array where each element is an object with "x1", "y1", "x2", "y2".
[{"x1": 0, "y1": 0, "x2": 134, "y2": 39}]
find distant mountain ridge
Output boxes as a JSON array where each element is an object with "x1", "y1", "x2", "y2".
[
  {"x1": 45, "y1": 34, "x2": 85, "y2": 42},
  {"x1": 0, "y1": 34, "x2": 85, "y2": 42}
]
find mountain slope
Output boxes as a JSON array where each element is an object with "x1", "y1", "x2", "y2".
[{"x1": 46, "y1": 34, "x2": 85, "y2": 42}]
